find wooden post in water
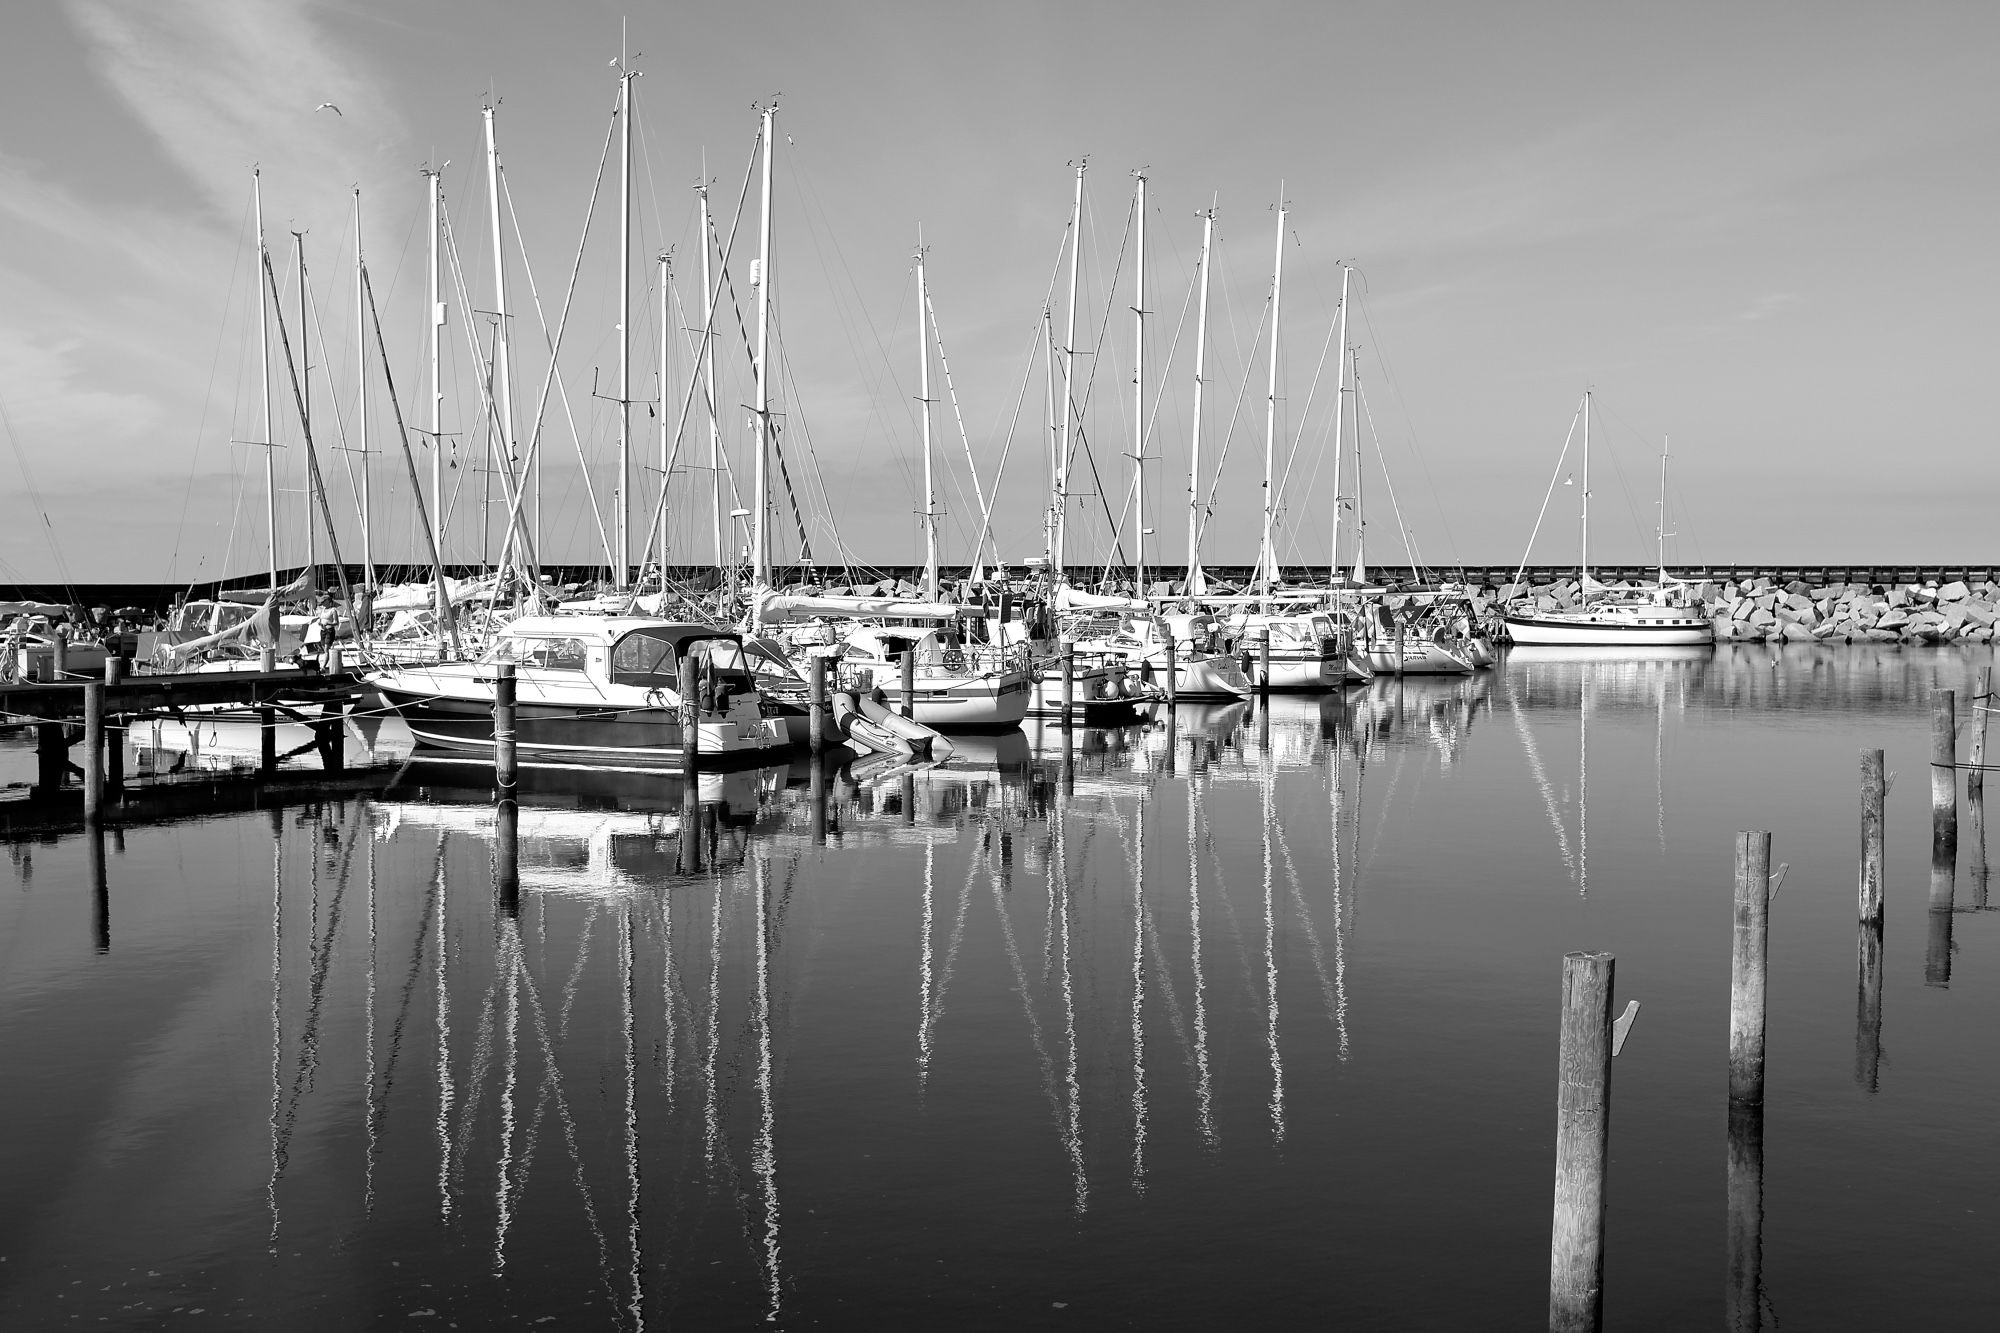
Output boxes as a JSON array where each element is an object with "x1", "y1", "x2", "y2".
[
  {"x1": 320, "y1": 703, "x2": 346, "y2": 773},
  {"x1": 1730, "y1": 830, "x2": 1772, "y2": 1106},
  {"x1": 35, "y1": 721, "x2": 66, "y2": 797},
  {"x1": 1163, "y1": 637, "x2": 1177, "y2": 704},
  {"x1": 1257, "y1": 630, "x2": 1272, "y2": 698},
  {"x1": 1060, "y1": 646, "x2": 1075, "y2": 730},
  {"x1": 1931, "y1": 688, "x2": 1957, "y2": 862},
  {"x1": 1859, "y1": 748, "x2": 1886, "y2": 925},
  {"x1": 105, "y1": 655, "x2": 124, "y2": 687},
  {"x1": 260, "y1": 646, "x2": 276, "y2": 673},
  {"x1": 1393, "y1": 617, "x2": 1405, "y2": 677},
  {"x1": 82, "y1": 680, "x2": 105, "y2": 823},
  {"x1": 902, "y1": 772, "x2": 917, "y2": 827},
  {"x1": 1549, "y1": 950, "x2": 1615, "y2": 1333},
  {"x1": 1927, "y1": 689, "x2": 1959, "y2": 986},
  {"x1": 900, "y1": 648, "x2": 916, "y2": 719},
  {"x1": 1854, "y1": 920, "x2": 1884, "y2": 1092},
  {"x1": 260, "y1": 704, "x2": 278, "y2": 775},
  {"x1": 808, "y1": 654, "x2": 827, "y2": 758},
  {"x1": 1725, "y1": 1100, "x2": 1766, "y2": 1333},
  {"x1": 52, "y1": 626, "x2": 67, "y2": 681},
  {"x1": 493, "y1": 662, "x2": 518, "y2": 800},
  {"x1": 1968, "y1": 666, "x2": 1990, "y2": 907},
  {"x1": 678, "y1": 655, "x2": 700, "y2": 780}
]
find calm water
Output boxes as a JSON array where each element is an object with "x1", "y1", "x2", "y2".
[{"x1": 2, "y1": 645, "x2": 1997, "y2": 1330}]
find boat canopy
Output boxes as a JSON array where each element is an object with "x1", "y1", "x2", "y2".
[
  {"x1": 751, "y1": 590, "x2": 966, "y2": 624},
  {"x1": 1055, "y1": 586, "x2": 1148, "y2": 613}
]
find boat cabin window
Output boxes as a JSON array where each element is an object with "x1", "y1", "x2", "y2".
[
  {"x1": 685, "y1": 637, "x2": 753, "y2": 682},
  {"x1": 492, "y1": 636, "x2": 589, "y2": 670},
  {"x1": 609, "y1": 630, "x2": 680, "y2": 686}
]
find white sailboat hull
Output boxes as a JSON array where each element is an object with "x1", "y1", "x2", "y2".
[{"x1": 1504, "y1": 609, "x2": 1714, "y2": 647}]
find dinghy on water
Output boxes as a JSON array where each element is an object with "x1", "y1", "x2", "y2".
[{"x1": 829, "y1": 689, "x2": 952, "y2": 760}]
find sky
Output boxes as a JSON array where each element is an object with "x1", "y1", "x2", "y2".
[{"x1": 2, "y1": 0, "x2": 1996, "y2": 588}]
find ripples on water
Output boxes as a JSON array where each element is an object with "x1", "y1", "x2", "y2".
[{"x1": 1, "y1": 645, "x2": 1996, "y2": 1329}]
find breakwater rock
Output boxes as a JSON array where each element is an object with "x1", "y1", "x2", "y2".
[{"x1": 1484, "y1": 576, "x2": 2000, "y2": 644}]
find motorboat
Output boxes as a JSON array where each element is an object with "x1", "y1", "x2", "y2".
[{"x1": 369, "y1": 616, "x2": 801, "y2": 768}]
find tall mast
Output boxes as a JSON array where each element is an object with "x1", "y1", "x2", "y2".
[
  {"x1": 752, "y1": 102, "x2": 776, "y2": 589},
  {"x1": 1043, "y1": 306, "x2": 1058, "y2": 569},
  {"x1": 1657, "y1": 435, "x2": 1670, "y2": 583},
  {"x1": 615, "y1": 56, "x2": 636, "y2": 589},
  {"x1": 668, "y1": 248, "x2": 684, "y2": 580},
  {"x1": 254, "y1": 169, "x2": 277, "y2": 597},
  {"x1": 296, "y1": 231, "x2": 315, "y2": 593},
  {"x1": 426, "y1": 167, "x2": 445, "y2": 565},
  {"x1": 1055, "y1": 158, "x2": 1084, "y2": 582},
  {"x1": 1328, "y1": 263, "x2": 1351, "y2": 580},
  {"x1": 354, "y1": 186, "x2": 372, "y2": 588},
  {"x1": 1258, "y1": 190, "x2": 1287, "y2": 606},
  {"x1": 1185, "y1": 204, "x2": 1214, "y2": 597},
  {"x1": 1581, "y1": 388, "x2": 1591, "y2": 593},
  {"x1": 1351, "y1": 345, "x2": 1366, "y2": 585},
  {"x1": 482, "y1": 103, "x2": 520, "y2": 590},
  {"x1": 916, "y1": 237, "x2": 939, "y2": 602},
  {"x1": 1129, "y1": 169, "x2": 1146, "y2": 592},
  {"x1": 699, "y1": 179, "x2": 722, "y2": 592}
]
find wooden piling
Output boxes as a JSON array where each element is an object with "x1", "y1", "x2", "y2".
[
  {"x1": 319, "y1": 704, "x2": 346, "y2": 773},
  {"x1": 1729, "y1": 830, "x2": 1772, "y2": 1105},
  {"x1": 1725, "y1": 1100, "x2": 1766, "y2": 1333},
  {"x1": 52, "y1": 627, "x2": 67, "y2": 680},
  {"x1": 1162, "y1": 638, "x2": 1177, "y2": 704},
  {"x1": 808, "y1": 654, "x2": 827, "y2": 757},
  {"x1": 1257, "y1": 631, "x2": 1272, "y2": 697},
  {"x1": 677, "y1": 655, "x2": 700, "y2": 780},
  {"x1": 1932, "y1": 688, "x2": 1957, "y2": 862},
  {"x1": 1969, "y1": 666, "x2": 1991, "y2": 907},
  {"x1": 82, "y1": 681, "x2": 105, "y2": 823},
  {"x1": 493, "y1": 662, "x2": 518, "y2": 799},
  {"x1": 34, "y1": 721, "x2": 66, "y2": 796},
  {"x1": 1060, "y1": 646, "x2": 1075, "y2": 730},
  {"x1": 900, "y1": 648, "x2": 917, "y2": 718},
  {"x1": 105, "y1": 656, "x2": 124, "y2": 687},
  {"x1": 260, "y1": 706, "x2": 278, "y2": 775},
  {"x1": 902, "y1": 772, "x2": 917, "y2": 827},
  {"x1": 1853, "y1": 922, "x2": 1884, "y2": 1092},
  {"x1": 1549, "y1": 950, "x2": 1616, "y2": 1333},
  {"x1": 1393, "y1": 622, "x2": 1405, "y2": 677},
  {"x1": 1859, "y1": 749, "x2": 1885, "y2": 925},
  {"x1": 260, "y1": 646, "x2": 276, "y2": 673}
]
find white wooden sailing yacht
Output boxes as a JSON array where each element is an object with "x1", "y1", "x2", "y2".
[{"x1": 1503, "y1": 391, "x2": 1713, "y2": 648}]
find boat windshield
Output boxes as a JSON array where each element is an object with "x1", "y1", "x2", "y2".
[
  {"x1": 491, "y1": 636, "x2": 589, "y2": 670},
  {"x1": 609, "y1": 629, "x2": 753, "y2": 688}
]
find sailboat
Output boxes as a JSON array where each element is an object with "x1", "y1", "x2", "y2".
[{"x1": 1503, "y1": 391, "x2": 1714, "y2": 648}]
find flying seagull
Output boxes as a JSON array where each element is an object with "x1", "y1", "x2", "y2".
[{"x1": 315, "y1": 102, "x2": 342, "y2": 115}]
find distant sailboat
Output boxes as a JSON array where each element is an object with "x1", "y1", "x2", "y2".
[{"x1": 1503, "y1": 391, "x2": 1714, "y2": 648}]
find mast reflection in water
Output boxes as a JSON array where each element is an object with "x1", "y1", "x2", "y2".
[{"x1": 4, "y1": 647, "x2": 1999, "y2": 1328}]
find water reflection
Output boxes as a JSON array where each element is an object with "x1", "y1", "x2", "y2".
[{"x1": 6, "y1": 645, "x2": 1998, "y2": 1327}]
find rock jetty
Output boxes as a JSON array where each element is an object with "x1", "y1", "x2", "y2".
[{"x1": 1482, "y1": 576, "x2": 2000, "y2": 644}]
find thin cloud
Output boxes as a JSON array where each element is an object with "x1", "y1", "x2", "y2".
[{"x1": 1733, "y1": 292, "x2": 1797, "y2": 322}]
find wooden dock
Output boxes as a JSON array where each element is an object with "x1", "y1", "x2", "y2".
[{"x1": 0, "y1": 667, "x2": 373, "y2": 818}]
